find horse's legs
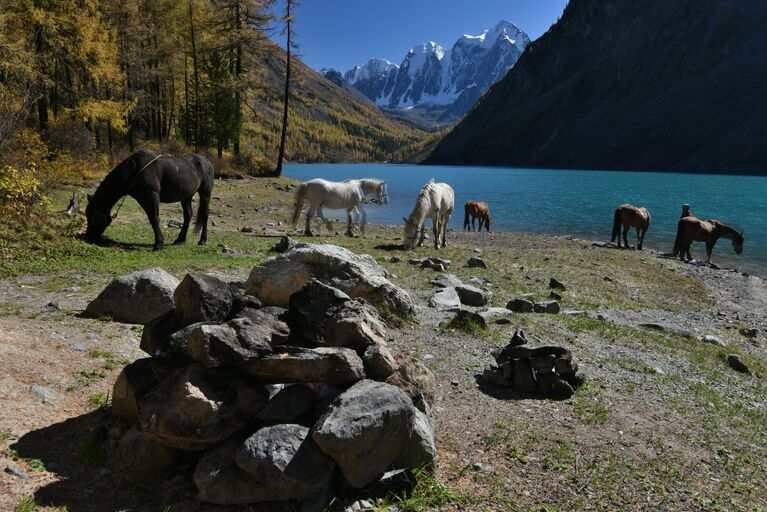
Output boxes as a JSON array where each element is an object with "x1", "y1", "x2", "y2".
[
  {"x1": 623, "y1": 226, "x2": 630, "y2": 249},
  {"x1": 417, "y1": 225, "x2": 426, "y2": 247},
  {"x1": 358, "y1": 205, "x2": 367, "y2": 235},
  {"x1": 345, "y1": 207, "x2": 354, "y2": 237},
  {"x1": 432, "y1": 216, "x2": 440, "y2": 250},
  {"x1": 441, "y1": 213, "x2": 449, "y2": 248},
  {"x1": 636, "y1": 227, "x2": 643, "y2": 251},
  {"x1": 197, "y1": 192, "x2": 210, "y2": 245},
  {"x1": 174, "y1": 199, "x2": 193, "y2": 245},
  {"x1": 472, "y1": 216, "x2": 477, "y2": 231},
  {"x1": 316, "y1": 206, "x2": 334, "y2": 232},
  {"x1": 304, "y1": 206, "x2": 317, "y2": 236},
  {"x1": 138, "y1": 192, "x2": 164, "y2": 251},
  {"x1": 705, "y1": 241, "x2": 713, "y2": 264}
]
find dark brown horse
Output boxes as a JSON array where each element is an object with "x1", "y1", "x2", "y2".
[
  {"x1": 611, "y1": 204, "x2": 651, "y2": 250},
  {"x1": 672, "y1": 216, "x2": 744, "y2": 264},
  {"x1": 85, "y1": 149, "x2": 214, "y2": 251},
  {"x1": 464, "y1": 201, "x2": 491, "y2": 232}
]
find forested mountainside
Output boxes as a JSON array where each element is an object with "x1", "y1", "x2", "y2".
[
  {"x1": 249, "y1": 43, "x2": 426, "y2": 163},
  {"x1": 425, "y1": 0, "x2": 767, "y2": 173}
]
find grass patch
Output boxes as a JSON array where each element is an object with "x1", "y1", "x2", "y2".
[
  {"x1": 441, "y1": 313, "x2": 488, "y2": 335},
  {"x1": 87, "y1": 392, "x2": 111, "y2": 411},
  {"x1": 573, "y1": 381, "x2": 609, "y2": 425},
  {"x1": 1, "y1": 428, "x2": 16, "y2": 440},
  {"x1": 378, "y1": 467, "x2": 470, "y2": 512},
  {"x1": 12, "y1": 497, "x2": 38, "y2": 512}
]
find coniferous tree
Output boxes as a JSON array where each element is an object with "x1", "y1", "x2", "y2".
[{"x1": 275, "y1": 0, "x2": 298, "y2": 176}]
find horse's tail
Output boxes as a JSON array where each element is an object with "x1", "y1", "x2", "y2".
[
  {"x1": 291, "y1": 183, "x2": 308, "y2": 228},
  {"x1": 463, "y1": 203, "x2": 470, "y2": 230},
  {"x1": 611, "y1": 208, "x2": 621, "y2": 242},
  {"x1": 672, "y1": 219, "x2": 685, "y2": 256},
  {"x1": 194, "y1": 157, "x2": 214, "y2": 234}
]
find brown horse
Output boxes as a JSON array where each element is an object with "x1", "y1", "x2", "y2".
[
  {"x1": 464, "y1": 201, "x2": 491, "y2": 232},
  {"x1": 672, "y1": 216, "x2": 743, "y2": 264},
  {"x1": 611, "y1": 204, "x2": 651, "y2": 250}
]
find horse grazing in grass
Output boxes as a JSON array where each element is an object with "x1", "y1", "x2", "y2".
[
  {"x1": 403, "y1": 179, "x2": 454, "y2": 250},
  {"x1": 611, "y1": 204, "x2": 651, "y2": 250},
  {"x1": 464, "y1": 200, "x2": 491, "y2": 232},
  {"x1": 291, "y1": 178, "x2": 388, "y2": 237},
  {"x1": 85, "y1": 149, "x2": 214, "y2": 251},
  {"x1": 672, "y1": 216, "x2": 743, "y2": 264}
]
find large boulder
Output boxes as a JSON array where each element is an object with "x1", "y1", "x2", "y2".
[
  {"x1": 234, "y1": 424, "x2": 336, "y2": 501},
  {"x1": 85, "y1": 268, "x2": 179, "y2": 324},
  {"x1": 242, "y1": 347, "x2": 365, "y2": 385},
  {"x1": 195, "y1": 439, "x2": 275, "y2": 505},
  {"x1": 112, "y1": 358, "x2": 158, "y2": 423},
  {"x1": 312, "y1": 380, "x2": 417, "y2": 488},
  {"x1": 117, "y1": 428, "x2": 180, "y2": 472},
  {"x1": 138, "y1": 365, "x2": 268, "y2": 450},
  {"x1": 174, "y1": 273, "x2": 234, "y2": 326},
  {"x1": 256, "y1": 385, "x2": 320, "y2": 423},
  {"x1": 245, "y1": 244, "x2": 415, "y2": 319},
  {"x1": 431, "y1": 273, "x2": 463, "y2": 288},
  {"x1": 323, "y1": 299, "x2": 388, "y2": 351},
  {"x1": 172, "y1": 317, "x2": 278, "y2": 367},
  {"x1": 140, "y1": 309, "x2": 183, "y2": 357},
  {"x1": 385, "y1": 355, "x2": 436, "y2": 409},
  {"x1": 287, "y1": 280, "x2": 350, "y2": 344}
]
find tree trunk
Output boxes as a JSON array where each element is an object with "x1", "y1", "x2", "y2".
[
  {"x1": 233, "y1": 2, "x2": 242, "y2": 156},
  {"x1": 189, "y1": 0, "x2": 201, "y2": 152},
  {"x1": 184, "y1": 54, "x2": 190, "y2": 145},
  {"x1": 275, "y1": 0, "x2": 292, "y2": 177}
]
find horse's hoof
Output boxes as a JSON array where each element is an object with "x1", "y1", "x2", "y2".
[
  {"x1": 173, "y1": 239, "x2": 185, "y2": 245},
  {"x1": 153, "y1": 245, "x2": 164, "y2": 252},
  {"x1": 198, "y1": 240, "x2": 207, "y2": 246}
]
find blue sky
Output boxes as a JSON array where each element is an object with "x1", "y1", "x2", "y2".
[{"x1": 272, "y1": 0, "x2": 569, "y2": 72}]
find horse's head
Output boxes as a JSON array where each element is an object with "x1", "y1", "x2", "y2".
[
  {"x1": 733, "y1": 231, "x2": 744, "y2": 255},
  {"x1": 85, "y1": 194, "x2": 112, "y2": 242},
  {"x1": 402, "y1": 216, "x2": 418, "y2": 249}
]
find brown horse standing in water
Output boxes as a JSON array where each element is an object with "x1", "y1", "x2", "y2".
[
  {"x1": 464, "y1": 201, "x2": 491, "y2": 232},
  {"x1": 672, "y1": 216, "x2": 744, "y2": 264},
  {"x1": 611, "y1": 204, "x2": 651, "y2": 250}
]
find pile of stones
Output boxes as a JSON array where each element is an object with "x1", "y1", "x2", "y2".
[
  {"x1": 481, "y1": 329, "x2": 584, "y2": 399},
  {"x1": 106, "y1": 245, "x2": 434, "y2": 510}
]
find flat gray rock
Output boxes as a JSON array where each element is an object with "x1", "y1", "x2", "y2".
[
  {"x1": 428, "y1": 287, "x2": 461, "y2": 310},
  {"x1": 431, "y1": 273, "x2": 463, "y2": 288},
  {"x1": 242, "y1": 347, "x2": 366, "y2": 385}
]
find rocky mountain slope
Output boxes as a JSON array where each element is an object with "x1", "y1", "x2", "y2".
[
  {"x1": 324, "y1": 21, "x2": 530, "y2": 127},
  {"x1": 246, "y1": 43, "x2": 426, "y2": 163},
  {"x1": 425, "y1": 0, "x2": 767, "y2": 172}
]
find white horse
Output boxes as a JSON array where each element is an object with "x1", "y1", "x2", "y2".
[
  {"x1": 291, "y1": 178, "x2": 388, "y2": 237},
  {"x1": 403, "y1": 179, "x2": 454, "y2": 250}
]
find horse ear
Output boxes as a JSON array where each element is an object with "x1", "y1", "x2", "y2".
[{"x1": 402, "y1": 217, "x2": 408, "y2": 223}]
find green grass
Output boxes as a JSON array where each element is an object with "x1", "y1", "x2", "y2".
[
  {"x1": 12, "y1": 497, "x2": 38, "y2": 512},
  {"x1": 87, "y1": 392, "x2": 110, "y2": 411},
  {"x1": 573, "y1": 381, "x2": 609, "y2": 425},
  {"x1": 377, "y1": 467, "x2": 470, "y2": 512}
]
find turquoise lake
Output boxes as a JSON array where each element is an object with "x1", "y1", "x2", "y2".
[{"x1": 284, "y1": 164, "x2": 767, "y2": 276}]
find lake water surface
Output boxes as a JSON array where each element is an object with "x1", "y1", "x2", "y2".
[{"x1": 285, "y1": 163, "x2": 767, "y2": 276}]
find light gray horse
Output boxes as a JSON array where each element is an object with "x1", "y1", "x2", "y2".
[
  {"x1": 403, "y1": 179, "x2": 454, "y2": 250},
  {"x1": 291, "y1": 178, "x2": 388, "y2": 236}
]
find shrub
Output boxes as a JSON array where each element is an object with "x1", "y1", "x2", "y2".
[{"x1": 0, "y1": 164, "x2": 49, "y2": 219}]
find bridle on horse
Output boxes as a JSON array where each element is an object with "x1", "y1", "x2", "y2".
[{"x1": 110, "y1": 154, "x2": 163, "y2": 219}]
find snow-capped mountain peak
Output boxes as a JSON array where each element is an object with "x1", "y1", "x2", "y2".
[{"x1": 323, "y1": 20, "x2": 530, "y2": 125}]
